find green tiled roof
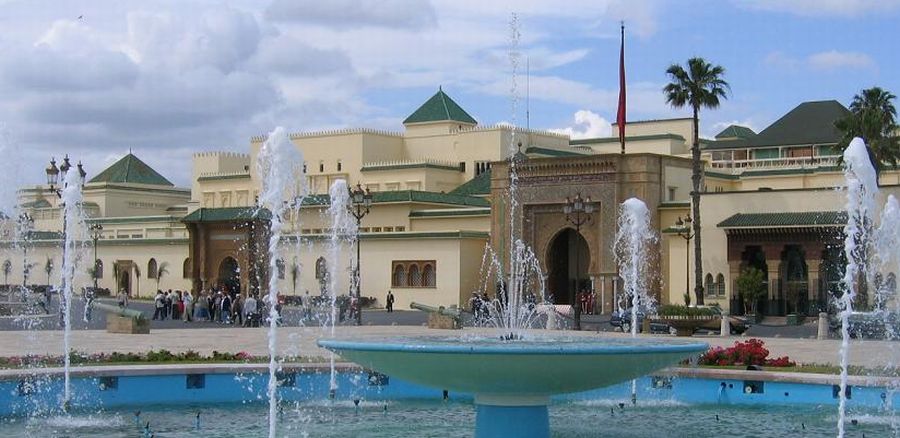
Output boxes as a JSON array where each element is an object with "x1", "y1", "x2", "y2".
[
  {"x1": 570, "y1": 133, "x2": 686, "y2": 145},
  {"x1": 301, "y1": 190, "x2": 490, "y2": 208},
  {"x1": 524, "y1": 146, "x2": 588, "y2": 157},
  {"x1": 717, "y1": 211, "x2": 847, "y2": 228},
  {"x1": 403, "y1": 89, "x2": 477, "y2": 125},
  {"x1": 88, "y1": 154, "x2": 174, "y2": 186},
  {"x1": 715, "y1": 125, "x2": 756, "y2": 140},
  {"x1": 409, "y1": 208, "x2": 491, "y2": 218},
  {"x1": 182, "y1": 207, "x2": 271, "y2": 223},
  {"x1": 704, "y1": 100, "x2": 850, "y2": 150},
  {"x1": 22, "y1": 199, "x2": 52, "y2": 209},
  {"x1": 449, "y1": 170, "x2": 492, "y2": 197}
]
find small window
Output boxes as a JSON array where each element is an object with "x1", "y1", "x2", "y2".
[
  {"x1": 423, "y1": 264, "x2": 435, "y2": 287},
  {"x1": 302, "y1": 162, "x2": 307, "y2": 173},
  {"x1": 372, "y1": 227, "x2": 382, "y2": 233},
  {"x1": 668, "y1": 187, "x2": 677, "y2": 201},
  {"x1": 395, "y1": 226, "x2": 405, "y2": 232},
  {"x1": 337, "y1": 161, "x2": 342, "y2": 171},
  {"x1": 704, "y1": 274, "x2": 714, "y2": 297},
  {"x1": 99, "y1": 376, "x2": 118, "y2": 391},
  {"x1": 716, "y1": 273, "x2": 726, "y2": 297},
  {"x1": 318, "y1": 161, "x2": 324, "y2": 172},
  {"x1": 392, "y1": 264, "x2": 406, "y2": 287},
  {"x1": 408, "y1": 264, "x2": 421, "y2": 287},
  {"x1": 384, "y1": 226, "x2": 394, "y2": 232},
  {"x1": 186, "y1": 374, "x2": 205, "y2": 389}
]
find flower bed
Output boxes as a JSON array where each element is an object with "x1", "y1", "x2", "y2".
[
  {"x1": 699, "y1": 339, "x2": 796, "y2": 367},
  {"x1": 0, "y1": 350, "x2": 261, "y2": 368}
]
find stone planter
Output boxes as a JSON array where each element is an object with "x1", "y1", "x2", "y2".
[
  {"x1": 653, "y1": 315, "x2": 718, "y2": 337},
  {"x1": 106, "y1": 315, "x2": 150, "y2": 334}
]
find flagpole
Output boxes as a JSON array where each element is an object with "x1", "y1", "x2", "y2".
[{"x1": 618, "y1": 21, "x2": 626, "y2": 155}]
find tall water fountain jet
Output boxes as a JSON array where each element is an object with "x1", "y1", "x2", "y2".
[
  {"x1": 59, "y1": 167, "x2": 88, "y2": 410},
  {"x1": 256, "y1": 126, "x2": 305, "y2": 438},
  {"x1": 615, "y1": 198, "x2": 657, "y2": 337},
  {"x1": 325, "y1": 179, "x2": 356, "y2": 395},
  {"x1": 615, "y1": 198, "x2": 657, "y2": 403},
  {"x1": 837, "y1": 137, "x2": 879, "y2": 437}
]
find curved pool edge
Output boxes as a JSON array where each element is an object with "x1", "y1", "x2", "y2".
[
  {"x1": 0, "y1": 363, "x2": 896, "y2": 387},
  {"x1": 317, "y1": 338, "x2": 709, "y2": 355}
]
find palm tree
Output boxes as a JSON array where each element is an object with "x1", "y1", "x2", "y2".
[
  {"x1": 156, "y1": 261, "x2": 170, "y2": 290},
  {"x1": 664, "y1": 57, "x2": 729, "y2": 305},
  {"x1": 835, "y1": 87, "x2": 899, "y2": 173}
]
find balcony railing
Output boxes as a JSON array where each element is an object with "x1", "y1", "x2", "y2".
[{"x1": 709, "y1": 155, "x2": 840, "y2": 174}]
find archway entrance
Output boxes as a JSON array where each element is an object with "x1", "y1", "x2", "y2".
[
  {"x1": 218, "y1": 257, "x2": 241, "y2": 294},
  {"x1": 546, "y1": 228, "x2": 590, "y2": 305},
  {"x1": 118, "y1": 269, "x2": 131, "y2": 296},
  {"x1": 739, "y1": 246, "x2": 768, "y2": 315}
]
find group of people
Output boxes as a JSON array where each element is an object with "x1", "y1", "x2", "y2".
[
  {"x1": 151, "y1": 290, "x2": 194, "y2": 322},
  {"x1": 577, "y1": 289, "x2": 599, "y2": 315},
  {"x1": 151, "y1": 289, "x2": 266, "y2": 326}
]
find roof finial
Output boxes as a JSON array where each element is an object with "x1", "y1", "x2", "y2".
[{"x1": 439, "y1": 85, "x2": 442, "y2": 92}]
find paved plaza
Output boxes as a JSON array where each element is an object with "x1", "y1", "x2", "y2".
[{"x1": 0, "y1": 324, "x2": 896, "y2": 370}]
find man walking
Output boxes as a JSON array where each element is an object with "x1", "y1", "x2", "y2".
[{"x1": 386, "y1": 290, "x2": 394, "y2": 313}]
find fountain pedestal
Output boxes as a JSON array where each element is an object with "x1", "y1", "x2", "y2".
[
  {"x1": 319, "y1": 333, "x2": 707, "y2": 438},
  {"x1": 475, "y1": 395, "x2": 550, "y2": 438}
]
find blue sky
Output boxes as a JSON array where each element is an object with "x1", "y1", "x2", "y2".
[{"x1": 0, "y1": 0, "x2": 897, "y2": 188}]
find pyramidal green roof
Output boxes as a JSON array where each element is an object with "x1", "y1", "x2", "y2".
[
  {"x1": 714, "y1": 125, "x2": 756, "y2": 140},
  {"x1": 88, "y1": 153, "x2": 174, "y2": 186},
  {"x1": 403, "y1": 88, "x2": 477, "y2": 125}
]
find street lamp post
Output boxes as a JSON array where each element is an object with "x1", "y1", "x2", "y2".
[
  {"x1": 563, "y1": 193, "x2": 593, "y2": 331},
  {"x1": 673, "y1": 215, "x2": 694, "y2": 305},
  {"x1": 89, "y1": 223, "x2": 103, "y2": 290},
  {"x1": 347, "y1": 183, "x2": 373, "y2": 326},
  {"x1": 17, "y1": 212, "x2": 34, "y2": 301}
]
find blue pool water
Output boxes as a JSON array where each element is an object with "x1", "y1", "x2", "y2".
[{"x1": 0, "y1": 369, "x2": 897, "y2": 436}]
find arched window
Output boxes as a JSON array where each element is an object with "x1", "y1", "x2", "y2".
[
  {"x1": 148, "y1": 258, "x2": 158, "y2": 279},
  {"x1": 716, "y1": 273, "x2": 726, "y2": 297},
  {"x1": 393, "y1": 264, "x2": 406, "y2": 287},
  {"x1": 95, "y1": 260, "x2": 104, "y2": 279},
  {"x1": 422, "y1": 264, "x2": 435, "y2": 287},
  {"x1": 704, "y1": 273, "x2": 714, "y2": 297},
  {"x1": 276, "y1": 258, "x2": 286, "y2": 279},
  {"x1": 408, "y1": 264, "x2": 421, "y2": 287},
  {"x1": 183, "y1": 258, "x2": 191, "y2": 279}
]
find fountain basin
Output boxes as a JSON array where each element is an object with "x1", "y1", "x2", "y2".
[{"x1": 318, "y1": 334, "x2": 707, "y2": 438}]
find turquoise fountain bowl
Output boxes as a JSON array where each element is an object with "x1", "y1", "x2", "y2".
[{"x1": 319, "y1": 334, "x2": 707, "y2": 438}]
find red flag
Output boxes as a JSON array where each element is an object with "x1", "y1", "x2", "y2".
[{"x1": 617, "y1": 23, "x2": 626, "y2": 154}]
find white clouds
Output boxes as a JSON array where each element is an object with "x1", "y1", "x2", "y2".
[
  {"x1": 807, "y1": 50, "x2": 876, "y2": 71},
  {"x1": 764, "y1": 50, "x2": 876, "y2": 72},
  {"x1": 739, "y1": 0, "x2": 900, "y2": 17},
  {"x1": 266, "y1": 0, "x2": 437, "y2": 29},
  {"x1": 549, "y1": 110, "x2": 611, "y2": 139}
]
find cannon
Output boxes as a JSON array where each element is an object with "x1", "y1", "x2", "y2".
[
  {"x1": 410, "y1": 302, "x2": 463, "y2": 330},
  {"x1": 92, "y1": 302, "x2": 150, "y2": 334}
]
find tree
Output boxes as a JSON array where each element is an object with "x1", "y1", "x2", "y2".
[
  {"x1": 736, "y1": 267, "x2": 767, "y2": 315},
  {"x1": 664, "y1": 57, "x2": 729, "y2": 305},
  {"x1": 2, "y1": 260, "x2": 11, "y2": 286},
  {"x1": 44, "y1": 257, "x2": 54, "y2": 285},
  {"x1": 156, "y1": 261, "x2": 170, "y2": 290},
  {"x1": 835, "y1": 87, "x2": 899, "y2": 174}
]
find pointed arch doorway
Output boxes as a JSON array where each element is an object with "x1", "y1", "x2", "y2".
[
  {"x1": 218, "y1": 257, "x2": 241, "y2": 294},
  {"x1": 546, "y1": 228, "x2": 590, "y2": 305}
]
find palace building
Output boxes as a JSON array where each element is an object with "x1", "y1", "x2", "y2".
[{"x1": 3, "y1": 91, "x2": 895, "y2": 316}]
